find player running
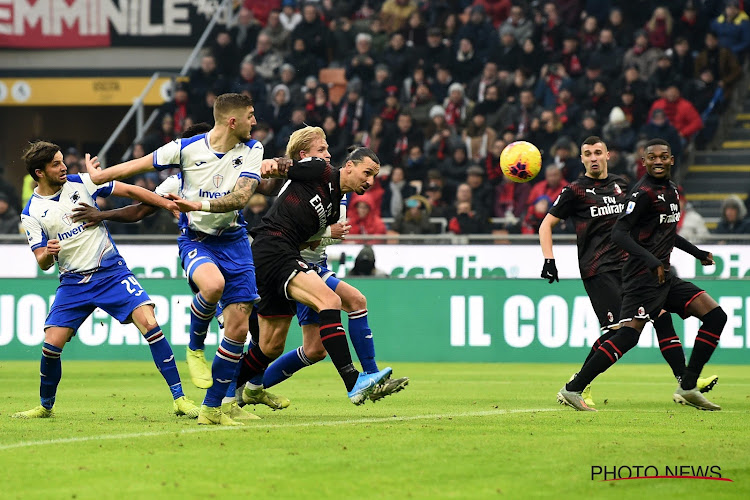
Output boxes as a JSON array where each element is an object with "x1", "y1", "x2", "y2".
[
  {"x1": 14, "y1": 141, "x2": 199, "y2": 419},
  {"x1": 558, "y1": 139, "x2": 726, "y2": 411},
  {"x1": 87, "y1": 93, "x2": 272, "y2": 425},
  {"x1": 539, "y1": 136, "x2": 716, "y2": 408},
  {"x1": 237, "y1": 128, "x2": 409, "y2": 405}
]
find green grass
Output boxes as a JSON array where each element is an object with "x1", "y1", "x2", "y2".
[{"x1": 1, "y1": 361, "x2": 748, "y2": 499}]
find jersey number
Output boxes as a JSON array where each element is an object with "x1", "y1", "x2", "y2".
[{"x1": 121, "y1": 276, "x2": 144, "y2": 297}]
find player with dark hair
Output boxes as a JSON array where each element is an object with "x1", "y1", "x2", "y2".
[
  {"x1": 558, "y1": 138, "x2": 726, "y2": 411},
  {"x1": 14, "y1": 141, "x2": 199, "y2": 419},
  {"x1": 236, "y1": 128, "x2": 408, "y2": 405},
  {"x1": 539, "y1": 136, "x2": 716, "y2": 408},
  {"x1": 87, "y1": 93, "x2": 275, "y2": 425},
  {"x1": 234, "y1": 138, "x2": 393, "y2": 407}
]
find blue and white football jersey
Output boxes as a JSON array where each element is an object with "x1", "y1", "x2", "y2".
[
  {"x1": 153, "y1": 132, "x2": 262, "y2": 236},
  {"x1": 21, "y1": 174, "x2": 122, "y2": 281},
  {"x1": 155, "y1": 173, "x2": 181, "y2": 197}
]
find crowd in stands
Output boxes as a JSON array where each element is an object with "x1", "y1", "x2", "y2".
[{"x1": 3, "y1": 0, "x2": 750, "y2": 240}]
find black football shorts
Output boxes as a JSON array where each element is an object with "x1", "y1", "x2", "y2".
[{"x1": 620, "y1": 269, "x2": 705, "y2": 322}]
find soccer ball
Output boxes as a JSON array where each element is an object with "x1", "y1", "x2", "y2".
[{"x1": 500, "y1": 141, "x2": 542, "y2": 183}]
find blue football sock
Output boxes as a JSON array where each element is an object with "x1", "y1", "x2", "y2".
[
  {"x1": 263, "y1": 347, "x2": 315, "y2": 389},
  {"x1": 348, "y1": 310, "x2": 378, "y2": 373},
  {"x1": 40, "y1": 343, "x2": 63, "y2": 410},
  {"x1": 144, "y1": 326, "x2": 184, "y2": 399},
  {"x1": 225, "y1": 359, "x2": 241, "y2": 399},
  {"x1": 203, "y1": 337, "x2": 244, "y2": 408},
  {"x1": 189, "y1": 292, "x2": 217, "y2": 351}
]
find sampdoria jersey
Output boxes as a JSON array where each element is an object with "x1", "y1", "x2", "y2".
[
  {"x1": 155, "y1": 173, "x2": 181, "y2": 197},
  {"x1": 21, "y1": 173, "x2": 122, "y2": 282},
  {"x1": 617, "y1": 174, "x2": 681, "y2": 280},
  {"x1": 548, "y1": 174, "x2": 628, "y2": 279},
  {"x1": 153, "y1": 131, "x2": 262, "y2": 236},
  {"x1": 250, "y1": 157, "x2": 342, "y2": 248},
  {"x1": 300, "y1": 193, "x2": 349, "y2": 266}
]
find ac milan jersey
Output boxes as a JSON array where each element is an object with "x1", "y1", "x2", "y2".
[
  {"x1": 616, "y1": 174, "x2": 681, "y2": 280},
  {"x1": 548, "y1": 175, "x2": 627, "y2": 279},
  {"x1": 250, "y1": 158, "x2": 342, "y2": 247},
  {"x1": 300, "y1": 194, "x2": 349, "y2": 266},
  {"x1": 153, "y1": 132, "x2": 262, "y2": 236}
]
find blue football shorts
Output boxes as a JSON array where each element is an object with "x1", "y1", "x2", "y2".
[{"x1": 296, "y1": 264, "x2": 341, "y2": 326}]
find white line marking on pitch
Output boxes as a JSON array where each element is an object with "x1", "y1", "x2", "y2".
[{"x1": 0, "y1": 408, "x2": 559, "y2": 451}]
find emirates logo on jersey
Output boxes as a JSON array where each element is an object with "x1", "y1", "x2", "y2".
[
  {"x1": 62, "y1": 214, "x2": 73, "y2": 226},
  {"x1": 212, "y1": 174, "x2": 224, "y2": 188},
  {"x1": 613, "y1": 183, "x2": 622, "y2": 195}
]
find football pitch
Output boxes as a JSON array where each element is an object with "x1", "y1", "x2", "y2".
[{"x1": 1, "y1": 361, "x2": 748, "y2": 499}]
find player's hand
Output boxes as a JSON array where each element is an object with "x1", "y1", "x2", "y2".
[
  {"x1": 261, "y1": 159, "x2": 281, "y2": 178},
  {"x1": 330, "y1": 222, "x2": 351, "y2": 240},
  {"x1": 46, "y1": 239, "x2": 61, "y2": 256},
  {"x1": 165, "y1": 193, "x2": 200, "y2": 213},
  {"x1": 274, "y1": 157, "x2": 293, "y2": 175},
  {"x1": 84, "y1": 153, "x2": 104, "y2": 183},
  {"x1": 653, "y1": 265, "x2": 666, "y2": 285},
  {"x1": 700, "y1": 252, "x2": 714, "y2": 266},
  {"x1": 541, "y1": 258, "x2": 558, "y2": 283},
  {"x1": 71, "y1": 203, "x2": 104, "y2": 228}
]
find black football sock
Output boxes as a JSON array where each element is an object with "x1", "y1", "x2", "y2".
[
  {"x1": 682, "y1": 307, "x2": 727, "y2": 390},
  {"x1": 319, "y1": 309, "x2": 359, "y2": 391},
  {"x1": 581, "y1": 329, "x2": 616, "y2": 368},
  {"x1": 236, "y1": 344, "x2": 273, "y2": 387},
  {"x1": 567, "y1": 326, "x2": 640, "y2": 392},
  {"x1": 653, "y1": 313, "x2": 686, "y2": 379}
]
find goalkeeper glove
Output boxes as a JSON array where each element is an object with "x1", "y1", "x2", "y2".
[{"x1": 541, "y1": 259, "x2": 559, "y2": 283}]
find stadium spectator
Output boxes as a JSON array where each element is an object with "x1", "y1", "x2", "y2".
[
  {"x1": 617, "y1": 86, "x2": 649, "y2": 131},
  {"x1": 232, "y1": 59, "x2": 267, "y2": 104},
  {"x1": 305, "y1": 84, "x2": 335, "y2": 127},
  {"x1": 356, "y1": 115, "x2": 386, "y2": 156},
  {"x1": 337, "y1": 79, "x2": 371, "y2": 138},
  {"x1": 669, "y1": 37, "x2": 695, "y2": 82},
  {"x1": 285, "y1": 37, "x2": 321, "y2": 84},
  {"x1": 649, "y1": 54, "x2": 682, "y2": 98},
  {"x1": 648, "y1": 85, "x2": 703, "y2": 142},
  {"x1": 231, "y1": 7, "x2": 261, "y2": 56},
  {"x1": 686, "y1": 69, "x2": 725, "y2": 149},
  {"x1": 462, "y1": 111, "x2": 497, "y2": 162},
  {"x1": 380, "y1": 0, "x2": 418, "y2": 34},
  {"x1": 710, "y1": 0, "x2": 750, "y2": 60},
  {"x1": 331, "y1": 16, "x2": 357, "y2": 64},
  {"x1": 349, "y1": 199, "x2": 388, "y2": 244},
  {"x1": 143, "y1": 114, "x2": 177, "y2": 153},
  {"x1": 622, "y1": 30, "x2": 664, "y2": 80},
  {"x1": 492, "y1": 25, "x2": 523, "y2": 73},
  {"x1": 211, "y1": 30, "x2": 241, "y2": 78},
  {"x1": 189, "y1": 52, "x2": 226, "y2": 108},
  {"x1": 368, "y1": 64, "x2": 397, "y2": 112},
  {"x1": 381, "y1": 166, "x2": 416, "y2": 219},
  {"x1": 401, "y1": 11, "x2": 428, "y2": 48},
  {"x1": 449, "y1": 200, "x2": 491, "y2": 235},
  {"x1": 558, "y1": 33, "x2": 584, "y2": 78},
  {"x1": 248, "y1": 32, "x2": 284, "y2": 81},
  {"x1": 694, "y1": 30, "x2": 742, "y2": 93},
  {"x1": 465, "y1": 165, "x2": 494, "y2": 217},
  {"x1": 639, "y1": 109, "x2": 684, "y2": 161},
  {"x1": 381, "y1": 111, "x2": 424, "y2": 170},
  {"x1": 606, "y1": 7, "x2": 634, "y2": 49},
  {"x1": 279, "y1": 1, "x2": 302, "y2": 32},
  {"x1": 521, "y1": 194, "x2": 551, "y2": 235},
  {"x1": 456, "y1": 5, "x2": 495, "y2": 61},
  {"x1": 678, "y1": 196, "x2": 709, "y2": 244},
  {"x1": 714, "y1": 195, "x2": 750, "y2": 234},
  {"x1": 348, "y1": 245, "x2": 388, "y2": 277},
  {"x1": 674, "y1": 1, "x2": 705, "y2": 52},
  {"x1": 245, "y1": 0, "x2": 280, "y2": 27},
  {"x1": 321, "y1": 115, "x2": 352, "y2": 165},
  {"x1": 602, "y1": 106, "x2": 637, "y2": 153},
  {"x1": 265, "y1": 84, "x2": 294, "y2": 136},
  {"x1": 379, "y1": 85, "x2": 402, "y2": 123},
  {"x1": 643, "y1": 6, "x2": 674, "y2": 50},
  {"x1": 274, "y1": 107, "x2": 307, "y2": 155},
  {"x1": 346, "y1": 33, "x2": 377, "y2": 86},
  {"x1": 278, "y1": 63, "x2": 305, "y2": 106},
  {"x1": 390, "y1": 194, "x2": 437, "y2": 238},
  {"x1": 535, "y1": 63, "x2": 573, "y2": 109},
  {"x1": 292, "y1": 3, "x2": 331, "y2": 67},
  {"x1": 0, "y1": 192, "x2": 19, "y2": 234},
  {"x1": 243, "y1": 193, "x2": 270, "y2": 232},
  {"x1": 440, "y1": 143, "x2": 471, "y2": 186},
  {"x1": 575, "y1": 110, "x2": 602, "y2": 145},
  {"x1": 192, "y1": 88, "x2": 219, "y2": 126},
  {"x1": 419, "y1": 27, "x2": 452, "y2": 78},
  {"x1": 528, "y1": 163, "x2": 568, "y2": 208},
  {"x1": 529, "y1": 110, "x2": 563, "y2": 161},
  {"x1": 382, "y1": 32, "x2": 415, "y2": 84},
  {"x1": 579, "y1": 15, "x2": 600, "y2": 54},
  {"x1": 430, "y1": 64, "x2": 456, "y2": 104},
  {"x1": 475, "y1": 0, "x2": 512, "y2": 28},
  {"x1": 408, "y1": 82, "x2": 437, "y2": 131},
  {"x1": 424, "y1": 180, "x2": 451, "y2": 219},
  {"x1": 499, "y1": 4, "x2": 534, "y2": 45}
]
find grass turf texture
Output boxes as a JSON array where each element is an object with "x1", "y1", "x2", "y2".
[{"x1": 1, "y1": 361, "x2": 748, "y2": 499}]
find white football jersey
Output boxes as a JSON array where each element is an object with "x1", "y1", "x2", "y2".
[
  {"x1": 21, "y1": 173, "x2": 122, "y2": 279},
  {"x1": 155, "y1": 173, "x2": 181, "y2": 197},
  {"x1": 153, "y1": 132, "x2": 262, "y2": 236},
  {"x1": 300, "y1": 195, "x2": 349, "y2": 266}
]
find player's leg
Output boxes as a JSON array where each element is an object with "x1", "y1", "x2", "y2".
[
  {"x1": 672, "y1": 287, "x2": 725, "y2": 410},
  {"x1": 262, "y1": 319, "x2": 326, "y2": 389},
  {"x1": 12, "y1": 326, "x2": 73, "y2": 419},
  {"x1": 652, "y1": 311, "x2": 686, "y2": 379},
  {"x1": 184, "y1": 256, "x2": 225, "y2": 389},
  {"x1": 288, "y1": 271, "x2": 392, "y2": 404},
  {"x1": 129, "y1": 304, "x2": 199, "y2": 418}
]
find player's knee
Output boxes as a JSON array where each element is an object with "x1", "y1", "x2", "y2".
[
  {"x1": 200, "y1": 281, "x2": 225, "y2": 302},
  {"x1": 343, "y1": 290, "x2": 367, "y2": 313},
  {"x1": 319, "y1": 291, "x2": 342, "y2": 311},
  {"x1": 701, "y1": 306, "x2": 727, "y2": 334},
  {"x1": 305, "y1": 346, "x2": 327, "y2": 362},
  {"x1": 260, "y1": 332, "x2": 287, "y2": 359}
]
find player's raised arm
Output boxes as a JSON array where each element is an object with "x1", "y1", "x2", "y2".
[
  {"x1": 674, "y1": 235, "x2": 714, "y2": 265},
  {"x1": 86, "y1": 152, "x2": 155, "y2": 184},
  {"x1": 111, "y1": 181, "x2": 178, "y2": 213}
]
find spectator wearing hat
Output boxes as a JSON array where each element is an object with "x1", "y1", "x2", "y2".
[
  {"x1": 337, "y1": 78, "x2": 371, "y2": 138},
  {"x1": 443, "y1": 82, "x2": 473, "y2": 129},
  {"x1": 291, "y1": 3, "x2": 331, "y2": 67},
  {"x1": 278, "y1": 63, "x2": 305, "y2": 106},
  {"x1": 603, "y1": 106, "x2": 637, "y2": 153},
  {"x1": 639, "y1": 108, "x2": 684, "y2": 161},
  {"x1": 419, "y1": 27, "x2": 452, "y2": 77},
  {"x1": 390, "y1": 195, "x2": 437, "y2": 238},
  {"x1": 279, "y1": 0, "x2": 302, "y2": 32},
  {"x1": 346, "y1": 33, "x2": 377, "y2": 86},
  {"x1": 349, "y1": 198, "x2": 388, "y2": 245},
  {"x1": 424, "y1": 180, "x2": 452, "y2": 219},
  {"x1": 499, "y1": 4, "x2": 534, "y2": 45},
  {"x1": 648, "y1": 53, "x2": 682, "y2": 98},
  {"x1": 382, "y1": 32, "x2": 415, "y2": 84},
  {"x1": 491, "y1": 24, "x2": 523, "y2": 73},
  {"x1": 647, "y1": 84, "x2": 703, "y2": 142},
  {"x1": 710, "y1": 0, "x2": 750, "y2": 61},
  {"x1": 694, "y1": 30, "x2": 742, "y2": 93},
  {"x1": 424, "y1": 105, "x2": 460, "y2": 163},
  {"x1": 380, "y1": 0, "x2": 418, "y2": 34},
  {"x1": 0, "y1": 192, "x2": 19, "y2": 234},
  {"x1": 348, "y1": 245, "x2": 388, "y2": 277},
  {"x1": 380, "y1": 167, "x2": 417, "y2": 217},
  {"x1": 623, "y1": 30, "x2": 665, "y2": 80},
  {"x1": 381, "y1": 111, "x2": 424, "y2": 168},
  {"x1": 465, "y1": 164, "x2": 494, "y2": 217},
  {"x1": 232, "y1": 58, "x2": 267, "y2": 104},
  {"x1": 285, "y1": 37, "x2": 321, "y2": 82},
  {"x1": 715, "y1": 195, "x2": 750, "y2": 235}
]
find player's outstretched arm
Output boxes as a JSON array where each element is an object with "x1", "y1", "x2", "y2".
[
  {"x1": 32, "y1": 239, "x2": 59, "y2": 270},
  {"x1": 71, "y1": 202, "x2": 158, "y2": 228},
  {"x1": 86, "y1": 153, "x2": 155, "y2": 184},
  {"x1": 674, "y1": 235, "x2": 713, "y2": 265},
  {"x1": 111, "y1": 181, "x2": 178, "y2": 214},
  {"x1": 173, "y1": 176, "x2": 259, "y2": 213}
]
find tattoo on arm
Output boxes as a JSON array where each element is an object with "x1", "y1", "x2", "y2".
[{"x1": 208, "y1": 177, "x2": 258, "y2": 213}]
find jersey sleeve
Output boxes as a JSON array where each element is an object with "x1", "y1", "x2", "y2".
[
  {"x1": 155, "y1": 174, "x2": 181, "y2": 197},
  {"x1": 153, "y1": 139, "x2": 182, "y2": 171},
  {"x1": 617, "y1": 188, "x2": 651, "y2": 230},
  {"x1": 76, "y1": 172, "x2": 115, "y2": 198},
  {"x1": 21, "y1": 214, "x2": 47, "y2": 251},
  {"x1": 547, "y1": 186, "x2": 576, "y2": 220},
  {"x1": 238, "y1": 141, "x2": 263, "y2": 182}
]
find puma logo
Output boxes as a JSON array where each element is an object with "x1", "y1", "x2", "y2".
[
  {"x1": 657, "y1": 194, "x2": 666, "y2": 202},
  {"x1": 585, "y1": 188, "x2": 596, "y2": 196}
]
